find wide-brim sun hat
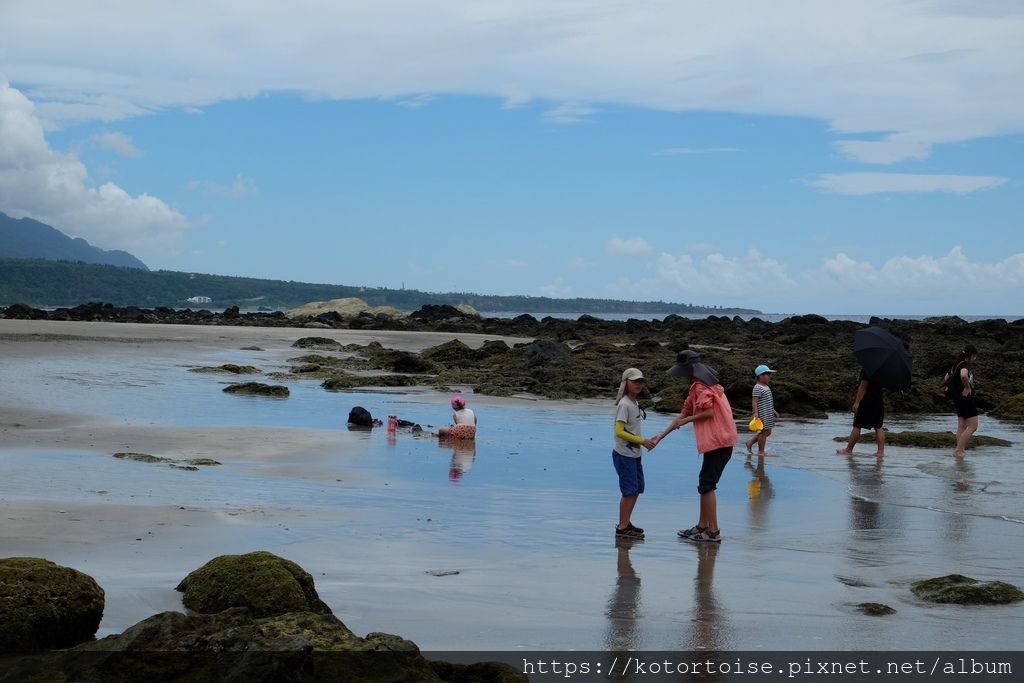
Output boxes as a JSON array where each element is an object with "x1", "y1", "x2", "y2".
[{"x1": 666, "y1": 349, "x2": 719, "y2": 386}]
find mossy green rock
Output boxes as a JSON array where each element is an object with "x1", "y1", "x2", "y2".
[
  {"x1": 833, "y1": 431, "x2": 1011, "y2": 448},
  {"x1": 911, "y1": 574, "x2": 1024, "y2": 605},
  {"x1": 856, "y1": 602, "x2": 896, "y2": 616},
  {"x1": 992, "y1": 392, "x2": 1024, "y2": 421},
  {"x1": 176, "y1": 551, "x2": 331, "y2": 617},
  {"x1": 0, "y1": 557, "x2": 105, "y2": 652},
  {"x1": 223, "y1": 382, "x2": 290, "y2": 397},
  {"x1": 189, "y1": 364, "x2": 261, "y2": 374}
]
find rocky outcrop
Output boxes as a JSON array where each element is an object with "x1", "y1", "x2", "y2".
[
  {"x1": 911, "y1": 574, "x2": 1024, "y2": 605},
  {"x1": 832, "y1": 431, "x2": 1011, "y2": 448},
  {"x1": 0, "y1": 558, "x2": 105, "y2": 652},
  {"x1": 223, "y1": 382, "x2": 290, "y2": 397},
  {"x1": 287, "y1": 297, "x2": 403, "y2": 320},
  {"x1": 176, "y1": 551, "x2": 332, "y2": 618},
  {"x1": 188, "y1": 364, "x2": 261, "y2": 374},
  {"x1": 6, "y1": 301, "x2": 1024, "y2": 416},
  {"x1": 1, "y1": 552, "x2": 525, "y2": 681}
]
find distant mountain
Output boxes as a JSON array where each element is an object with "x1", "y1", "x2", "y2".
[{"x1": 0, "y1": 211, "x2": 148, "y2": 270}]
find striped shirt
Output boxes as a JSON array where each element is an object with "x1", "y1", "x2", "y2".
[{"x1": 752, "y1": 383, "x2": 775, "y2": 429}]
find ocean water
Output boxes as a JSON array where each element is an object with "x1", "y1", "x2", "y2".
[{"x1": 1, "y1": 340, "x2": 1022, "y2": 650}]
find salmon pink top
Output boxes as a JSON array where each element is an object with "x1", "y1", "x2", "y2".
[{"x1": 682, "y1": 380, "x2": 738, "y2": 453}]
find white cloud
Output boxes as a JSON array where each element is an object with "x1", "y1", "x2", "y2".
[
  {"x1": 0, "y1": 81, "x2": 191, "y2": 256},
  {"x1": 187, "y1": 173, "x2": 258, "y2": 198},
  {"x1": 538, "y1": 277, "x2": 571, "y2": 297},
  {"x1": 568, "y1": 256, "x2": 597, "y2": 269},
  {"x1": 3, "y1": 1, "x2": 1022, "y2": 162},
  {"x1": 805, "y1": 247, "x2": 1024, "y2": 310},
  {"x1": 653, "y1": 147, "x2": 741, "y2": 156},
  {"x1": 90, "y1": 131, "x2": 142, "y2": 157},
  {"x1": 544, "y1": 102, "x2": 595, "y2": 124},
  {"x1": 810, "y1": 173, "x2": 1008, "y2": 195},
  {"x1": 607, "y1": 236, "x2": 653, "y2": 257},
  {"x1": 607, "y1": 245, "x2": 1024, "y2": 314}
]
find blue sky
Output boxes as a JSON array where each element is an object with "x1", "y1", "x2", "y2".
[{"x1": 1, "y1": 1, "x2": 1022, "y2": 315}]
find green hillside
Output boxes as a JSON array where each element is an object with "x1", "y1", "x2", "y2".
[{"x1": 0, "y1": 258, "x2": 759, "y2": 314}]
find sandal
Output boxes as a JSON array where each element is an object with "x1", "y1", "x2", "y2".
[
  {"x1": 627, "y1": 522, "x2": 644, "y2": 534},
  {"x1": 615, "y1": 525, "x2": 644, "y2": 538},
  {"x1": 677, "y1": 525, "x2": 706, "y2": 538},
  {"x1": 688, "y1": 529, "x2": 722, "y2": 543}
]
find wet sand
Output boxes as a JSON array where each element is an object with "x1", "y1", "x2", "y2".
[{"x1": 1, "y1": 318, "x2": 1022, "y2": 650}]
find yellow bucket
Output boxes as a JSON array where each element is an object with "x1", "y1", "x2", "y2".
[{"x1": 748, "y1": 417, "x2": 764, "y2": 432}]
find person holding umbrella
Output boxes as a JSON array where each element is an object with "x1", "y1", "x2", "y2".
[
  {"x1": 836, "y1": 326, "x2": 912, "y2": 459},
  {"x1": 835, "y1": 369, "x2": 886, "y2": 458}
]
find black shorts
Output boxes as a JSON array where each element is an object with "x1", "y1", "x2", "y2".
[
  {"x1": 954, "y1": 395, "x2": 979, "y2": 419},
  {"x1": 697, "y1": 446, "x2": 733, "y2": 495},
  {"x1": 853, "y1": 398, "x2": 884, "y2": 430}
]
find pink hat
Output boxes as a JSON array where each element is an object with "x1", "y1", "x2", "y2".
[{"x1": 451, "y1": 395, "x2": 466, "y2": 410}]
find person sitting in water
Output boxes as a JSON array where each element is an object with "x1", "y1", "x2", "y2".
[{"x1": 438, "y1": 395, "x2": 477, "y2": 440}]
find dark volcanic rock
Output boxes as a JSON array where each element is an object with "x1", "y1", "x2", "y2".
[
  {"x1": 0, "y1": 557, "x2": 104, "y2": 652},
  {"x1": 856, "y1": 602, "x2": 896, "y2": 616},
  {"x1": 189, "y1": 363, "x2": 261, "y2": 374},
  {"x1": 911, "y1": 574, "x2": 1024, "y2": 605},
  {"x1": 223, "y1": 382, "x2": 290, "y2": 397},
  {"x1": 291, "y1": 336, "x2": 343, "y2": 350},
  {"x1": 176, "y1": 551, "x2": 332, "y2": 618}
]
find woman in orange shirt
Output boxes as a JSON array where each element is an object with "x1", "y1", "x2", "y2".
[{"x1": 652, "y1": 350, "x2": 738, "y2": 543}]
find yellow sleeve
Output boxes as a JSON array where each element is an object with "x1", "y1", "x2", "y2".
[{"x1": 615, "y1": 420, "x2": 645, "y2": 445}]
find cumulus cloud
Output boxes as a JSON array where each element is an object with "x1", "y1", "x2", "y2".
[
  {"x1": 601, "y1": 245, "x2": 1024, "y2": 314},
  {"x1": 90, "y1": 131, "x2": 142, "y2": 157},
  {"x1": 0, "y1": 81, "x2": 191, "y2": 255},
  {"x1": 810, "y1": 173, "x2": 1008, "y2": 195},
  {"x1": 187, "y1": 173, "x2": 258, "y2": 198},
  {"x1": 538, "y1": 277, "x2": 571, "y2": 297},
  {"x1": 5, "y1": 1, "x2": 1020, "y2": 161},
  {"x1": 607, "y1": 236, "x2": 654, "y2": 257}
]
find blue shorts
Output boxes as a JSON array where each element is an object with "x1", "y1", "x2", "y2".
[{"x1": 612, "y1": 450, "x2": 644, "y2": 496}]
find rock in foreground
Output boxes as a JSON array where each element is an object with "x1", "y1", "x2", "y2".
[
  {"x1": 0, "y1": 557, "x2": 105, "y2": 652},
  {"x1": 911, "y1": 574, "x2": 1024, "y2": 605},
  {"x1": 176, "y1": 551, "x2": 332, "y2": 617},
  {"x1": 223, "y1": 382, "x2": 290, "y2": 397}
]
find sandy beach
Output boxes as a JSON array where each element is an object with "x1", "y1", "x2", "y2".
[{"x1": 2, "y1": 318, "x2": 1023, "y2": 651}]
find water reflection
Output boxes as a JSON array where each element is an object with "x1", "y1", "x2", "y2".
[
  {"x1": 604, "y1": 536, "x2": 643, "y2": 652},
  {"x1": 745, "y1": 454, "x2": 774, "y2": 533},
  {"x1": 845, "y1": 457, "x2": 906, "y2": 568},
  {"x1": 944, "y1": 458, "x2": 975, "y2": 548},
  {"x1": 439, "y1": 438, "x2": 476, "y2": 482},
  {"x1": 679, "y1": 542, "x2": 730, "y2": 653}
]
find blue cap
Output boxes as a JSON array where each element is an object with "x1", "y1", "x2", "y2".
[{"x1": 754, "y1": 364, "x2": 776, "y2": 377}]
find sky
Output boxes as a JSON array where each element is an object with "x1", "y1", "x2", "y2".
[{"x1": 0, "y1": 1, "x2": 1022, "y2": 315}]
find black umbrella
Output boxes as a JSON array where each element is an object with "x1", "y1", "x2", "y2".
[{"x1": 853, "y1": 326, "x2": 913, "y2": 391}]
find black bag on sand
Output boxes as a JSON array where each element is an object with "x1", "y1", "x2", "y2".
[{"x1": 348, "y1": 406, "x2": 374, "y2": 426}]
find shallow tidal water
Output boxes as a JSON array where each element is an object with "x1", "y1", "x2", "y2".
[{"x1": 1, "y1": 340, "x2": 1022, "y2": 651}]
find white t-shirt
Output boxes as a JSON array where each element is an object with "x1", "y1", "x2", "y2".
[
  {"x1": 454, "y1": 407, "x2": 476, "y2": 426},
  {"x1": 614, "y1": 398, "x2": 643, "y2": 458}
]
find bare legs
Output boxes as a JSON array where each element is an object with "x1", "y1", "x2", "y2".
[
  {"x1": 837, "y1": 427, "x2": 885, "y2": 457},
  {"x1": 697, "y1": 490, "x2": 719, "y2": 532},
  {"x1": 954, "y1": 416, "x2": 978, "y2": 457},
  {"x1": 745, "y1": 428, "x2": 771, "y2": 455},
  {"x1": 617, "y1": 494, "x2": 638, "y2": 530}
]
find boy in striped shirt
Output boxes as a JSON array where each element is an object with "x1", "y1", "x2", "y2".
[{"x1": 745, "y1": 364, "x2": 779, "y2": 455}]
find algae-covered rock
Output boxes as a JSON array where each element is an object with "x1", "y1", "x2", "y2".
[
  {"x1": 113, "y1": 452, "x2": 168, "y2": 463},
  {"x1": 223, "y1": 382, "x2": 290, "y2": 397},
  {"x1": 856, "y1": 602, "x2": 896, "y2": 616},
  {"x1": 291, "y1": 336, "x2": 343, "y2": 350},
  {"x1": 833, "y1": 431, "x2": 1011, "y2": 448},
  {"x1": 0, "y1": 557, "x2": 105, "y2": 652},
  {"x1": 176, "y1": 551, "x2": 331, "y2": 617},
  {"x1": 911, "y1": 574, "x2": 1024, "y2": 605},
  {"x1": 991, "y1": 392, "x2": 1024, "y2": 421},
  {"x1": 189, "y1": 364, "x2": 261, "y2": 374}
]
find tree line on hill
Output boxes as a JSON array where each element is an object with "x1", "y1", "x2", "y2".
[{"x1": 0, "y1": 258, "x2": 759, "y2": 314}]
